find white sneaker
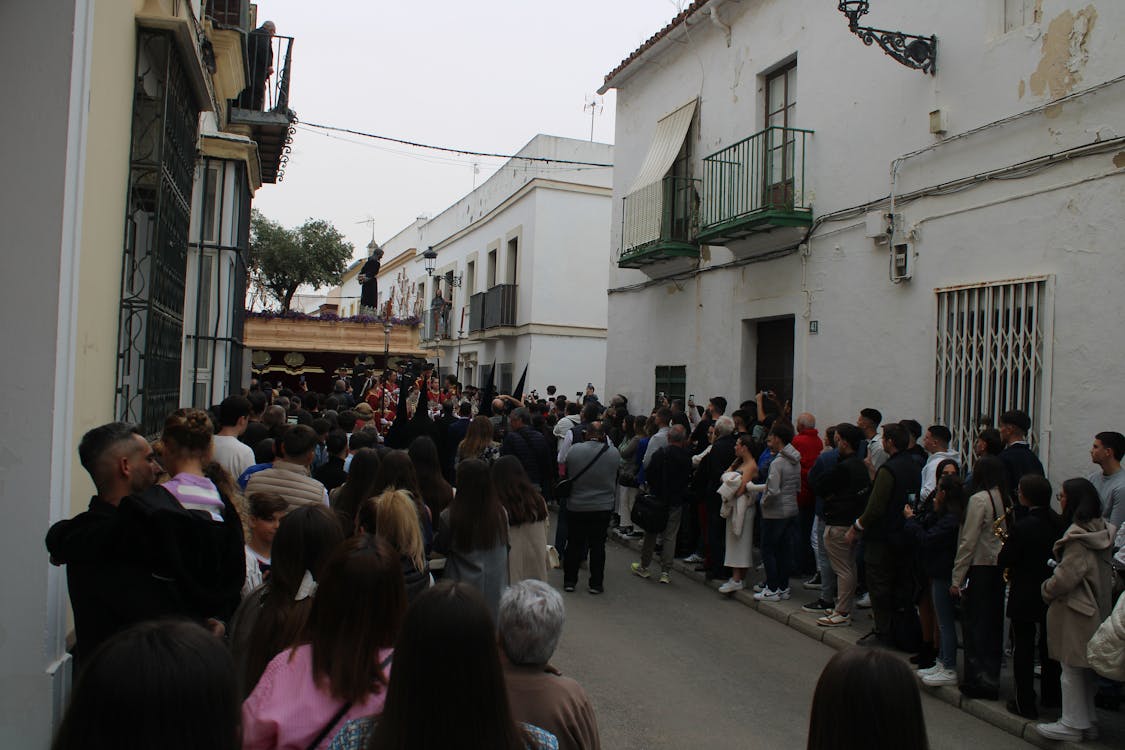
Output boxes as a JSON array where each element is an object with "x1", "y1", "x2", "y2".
[
  {"x1": 718, "y1": 579, "x2": 745, "y2": 594},
  {"x1": 856, "y1": 592, "x2": 872, "y2": 608},
  {"x1": 921, "y1": 666, "x2": 958, "y2": 687},
  {"x1": 777, "y1": 587, "x2": 792, "y2": 600},
  {"x1": 1035, "y1": 722, "x2": 1083, "y2": 742},
  {"x1": 684, "y1": 553, "x2": 704, "y2": 564},
  {"x1": 752, "y1": 582, "x2": 765, "y2": 593},
  {"x1": 915, "y1": 663, "x2": 941, "y2": 678},
  {"x1": 754, "y1": 587, "x2": 781, "y2": 602}
]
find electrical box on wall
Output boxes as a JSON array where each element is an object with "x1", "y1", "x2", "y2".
[
  {"x1": 891, "y1": 242, "x2": 913, "y2": 282},
  {"x1": 864, "y1": 211, "x2": 889, "y2": 239}
]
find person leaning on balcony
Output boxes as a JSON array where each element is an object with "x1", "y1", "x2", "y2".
[{"x1": 246, "y1": 21, "x2": 276, "y2": 110}]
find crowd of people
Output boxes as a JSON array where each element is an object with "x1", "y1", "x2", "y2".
[{"x1": 43, "y1": 367, "x2": 1125, "y2": 747}]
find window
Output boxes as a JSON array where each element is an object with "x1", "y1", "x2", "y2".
[
  {"x1": 465, "y1": 260, "x2": 476, "y2": 294},
  {"x1": 200, "y1": 163, "x2": 221, "y2": 243},
  {"x1": 499, "y1": 363, "x2": 514, "y2": 395},
  {"x1": 1003, "y1": 0, "x2": 1037, "y2": 32},
  {"x1": 765, "y1": 61, "x2": 797, "y2": 206},
  {"x1": 935, "y1": 278, "x2": 1050, "y2": 466},
  {"x1": 654, "y1": 365, "x2": 687, "y2": 406},
  {"x1": 506, "y1": 237, "x2": 518, "y2": 284},
  {"x1": 486, "y1": 249, "x2": 497, "y2": 288}
]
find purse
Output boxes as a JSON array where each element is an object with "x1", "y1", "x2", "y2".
[
  {"x1": 556, "y1": 443, "x2": 610, "y2": 499},
  {"x1": 630, "y1": 493, "x2": 669, "y2": 534}
]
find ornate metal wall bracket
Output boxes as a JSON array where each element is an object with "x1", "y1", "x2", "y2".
[{"x1": 838, "y1": 1, "x2": 936, "y2": 75}]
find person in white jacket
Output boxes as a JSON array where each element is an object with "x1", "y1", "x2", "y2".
[{"x1": 920, "y1": 425, "x2": 960, "y2": 501}]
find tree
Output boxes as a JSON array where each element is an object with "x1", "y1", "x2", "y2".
[{"x1": 248, "y1": 210, "x2": 354, "y2": 312}]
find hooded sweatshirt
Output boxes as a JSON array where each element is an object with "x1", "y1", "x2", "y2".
[
  {"x1": 762, "y1": 443, "x2": 801, "y2": 519},
  {"x1": 920, "y1": 449, "x2": 960, "y2": 502}
]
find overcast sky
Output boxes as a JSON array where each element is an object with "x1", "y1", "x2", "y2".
[{"x1": 251, "y1": 0, "x2": 683, "y2": 268}]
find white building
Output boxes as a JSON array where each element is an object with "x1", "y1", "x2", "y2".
[
  {"x1": 378, "y1": 135, "x2": 613, "y2": 397},
  {"x1": 600, "y1": 0, "x2": 1125, "y2": 480}
]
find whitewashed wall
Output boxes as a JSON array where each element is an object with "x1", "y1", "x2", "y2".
[{"x1": 604, "y1": 0, "x2": 1125, "y2": 481}]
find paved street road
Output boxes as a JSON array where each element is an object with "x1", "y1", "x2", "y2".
[{"x1": 546, "y1": 539, "x2": 1033, "y2": 749}]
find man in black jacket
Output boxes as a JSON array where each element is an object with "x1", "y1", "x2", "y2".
[
  {"x1": 45, "y1": 423, "x2": 161, "y2": 670},
  {"x1": 699, "y1": 416, "x2": 737, "y2": 579},
  {"x1": 501, "y1": 408, "x2": 554, "y2": 491},
  {"x1": 814, "y1": 423, "x2": 871, "y2": 627},
  {"x1": 998, "y1": 475, "x2": 1063, "y2": 718},
  {"x1": 631, "y1": 425, "x2": 694, "y2": 584},
  {"x1": 998, "y1": 409, "x2": 1045, "y2": 500},
  {"x1": 846, "y1": 423, "x2": 922, "y2": 645}
]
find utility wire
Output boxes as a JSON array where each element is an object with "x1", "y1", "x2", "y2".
[{"x1": 299, "y1": 121, "x2": 614, "y2": 167}]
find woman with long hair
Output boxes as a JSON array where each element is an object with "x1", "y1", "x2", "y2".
[
  {"x1": 950, "y1": 455, "x2": 1008, "y2": 699},
  {"x1": 242, "y1": 534, "x2": 407, "y2": 750},
  {"x1": 408, "y1": 435, "x2": 454, "y2": 522},
  {"x1": 52, "y1": 620, "x2": 241, "y2": 750},
  {"x1": 492, "y1": 455, "x2": 550, "y2": 582},
  {"x1": 909, "y1": 457, "x2": 961, "y2": 670},
  {"x1": 229, "y1": 504, "x2": 345, "y2": 697},
  {"x1": 330, "y1": 448, "x2": 381, "y2": 534},
  {"x1": 717, "y1": 434, "x2": 763, "y2": 594},
  {"x1": 373, "y1": 450, "x2": 432, "y2": 551},
  {"x1": 328, "y1": 582, "x2": 557, "y2": 750},
  {"x1": 457, "y1": 415, "x2": 501, "y2": 467},
  {"x1": 1035, "y1": 478, "x2": 1115, "y2": 742},
  {"x1": 434, "y1": 459, "x2": 509, "y2": 620},
  {"x1": 807, "y1": 648, "x2": 928, "y2": 750},
  {"x1": 904, "y1": 474, "x2": 968, "y2": 686},
  {"x1": 371, "y1": 489, "x2": 432, "y2": 601}
]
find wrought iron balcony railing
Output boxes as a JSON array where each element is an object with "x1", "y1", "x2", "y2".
[
  {"x1": 236, "y1": 32, "x2": 293, "y2": 113},
  {"x1": 619, "y1": 176, "x2": 700, "y2": 267},
  {"x1": 205, "y1": 0, "x2": 251, "y2": 30},
  {"x1": 468, "y1": 284, "x2": 518, "y2": 332},
  {"x1": 699, "y1": 126, "x2": 813, "y2": 243}
]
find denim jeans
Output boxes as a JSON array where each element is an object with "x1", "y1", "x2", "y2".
[
  {"x1": 931, "y1": 575, "x2": 958, "y2": 669},
  {"x1": 760, "y1": 516, "x2": 796, "y2": 591}
]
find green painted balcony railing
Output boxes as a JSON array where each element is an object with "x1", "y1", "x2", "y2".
[
  {"x1": 618, "y1": 176, "x2": 701, "y2": 269},
  {"x1": 698, "y1": 126, "x2": 813, "y2": 244}
]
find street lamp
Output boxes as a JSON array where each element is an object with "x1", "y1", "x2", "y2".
[
  {"x1": 837, "y1": 0, "x2": 936, "y2": 74},
  {"x1": 423, "y1": 247, "x2": 438, "y2": 276},
  {"x1": 383, "y1": 318, "x2": 393, "y2": 368}
]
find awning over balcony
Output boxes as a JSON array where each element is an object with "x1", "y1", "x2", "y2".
[{"x1": 627, "y1": 99, "x2": 696, "y2": 194}]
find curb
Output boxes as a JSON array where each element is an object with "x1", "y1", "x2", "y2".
[{"x1": 608, "y1": 532, "x2": 1114, "y2": 750}]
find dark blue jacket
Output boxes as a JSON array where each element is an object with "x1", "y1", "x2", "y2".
[{"x1": 904, "y1": 510, "x2": 960, "y2": 579}]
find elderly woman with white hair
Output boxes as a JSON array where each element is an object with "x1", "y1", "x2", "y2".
[{"x1": 499, "y1": 581, "x2": 601, "y2": 750}]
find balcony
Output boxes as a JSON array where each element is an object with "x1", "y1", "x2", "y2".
[
  {"x1": 422, "y1": 302, "x2": 453, "y2": 343},
  {"x1": 698, "y1": 127, "x2": 813, "y2": 246},
  {"x1": 618, "y1": 176, "x2": 700, "y2": 274},
  {"x1": 468, "y1": 284, "x2": 518, "y2": 334},
  {"x1": 228, "y1": 31, "x2": 295, "y2": 183}
]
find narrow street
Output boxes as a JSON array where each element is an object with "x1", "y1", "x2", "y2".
[{"x1": 548, "y1": 539, "x2": 1034, "y2": 750}]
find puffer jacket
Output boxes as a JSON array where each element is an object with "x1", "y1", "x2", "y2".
[
  {"x1": 1042, "y1": 519, "x2": 1116, "y2": 667},
  {"x1": 1087, "y1": 592, "x2": 1125, "y2": 681},
  {"x1": 761, "y1": 443, "x2": 801, "y2": 519}
]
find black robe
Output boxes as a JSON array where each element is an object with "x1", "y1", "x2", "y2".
[{"x1": 359, "y1": 256, "x2": 380, "y2": 308}]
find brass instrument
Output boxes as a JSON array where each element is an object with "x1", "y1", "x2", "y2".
[{"x1": 994, "y1": 501, "x2": 1014, "y2": 582}]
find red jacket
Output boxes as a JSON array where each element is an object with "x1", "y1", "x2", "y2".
[{"x1": 791, "y1": 428, "x2": 822, "y2": 509}]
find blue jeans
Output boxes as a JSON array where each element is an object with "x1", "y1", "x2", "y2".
[
  {"x1": 931, "y1": 576, "x2": 958, "y2": 669},
  {"x1": 813, "y1": 516, "x2": 837, "y2": 602},
  {"x1": 761, "y1": 516, "x2": 796, "y2": 592}
]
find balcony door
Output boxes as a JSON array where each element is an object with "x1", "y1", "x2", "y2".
[{"x1": 764, "y1": 63, "x2": 797, "y2": 210}]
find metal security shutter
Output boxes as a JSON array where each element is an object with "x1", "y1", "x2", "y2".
[{"x1": 934, "y1": 277, "x2": 1053, "y2": 468}]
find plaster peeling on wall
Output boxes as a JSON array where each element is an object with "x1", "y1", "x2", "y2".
[
  {"x1": 1114, "y1": 151, "x2": 1125, "y2": 169},
  {"x1": 1028, "y1": 6, "x2": 1098, "y2": 100},
  {"x1": 1018, "y1": 79, "x2": 1026, "y2": 99}
]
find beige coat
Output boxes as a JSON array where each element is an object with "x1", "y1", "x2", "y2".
[
  {"x1": 244, "y1": 461, "x2": 328, "y2": 509},
  {"x1": 952, "y1": 488, "x2": 1005, "y2": 586},
  {"x1": 1042, "y1": 519, "x2": 1115, "y2": 667},
  {"x1": 507, "y1": 518, "x2": 549, "y2": 583}
]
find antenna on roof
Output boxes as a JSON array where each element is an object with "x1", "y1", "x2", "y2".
[
  {"x1": 583, "y1": 95, "x2": 604, "y2": 142},
  {"x1": 356, "y1": 216, "x2": 377, "y2": 243}
]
